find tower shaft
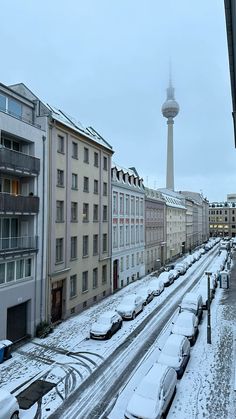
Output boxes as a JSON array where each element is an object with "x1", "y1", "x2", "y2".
[{"x1": 166, "y1": 118, "x2": 174, "y2": 190}]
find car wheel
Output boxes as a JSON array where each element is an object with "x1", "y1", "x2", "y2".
[
  {"x1": 132, "y1": 311, "x2": 136, "y2": 320},
  {"x1": 106, "y1": 331, "x2": 112, "y2": 339},
  {"x1": 11, "y1": 413, "x2": 19, "y2": 419}
]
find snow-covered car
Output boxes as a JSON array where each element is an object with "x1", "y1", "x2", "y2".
[
  {"x1": 136, "y1": 286, "x2": 153, "y2": 305},
  {"x1": 171, "y1": 311, "x2": 198, "y2": 345},
  {"x1": 179, "y1": 292, "x2": 203, "y2": 321},
  {"x1": 159, "y1": 271, "x2": 174, "y2": 287},
  {"x1": 149, "y1": 279, "x2": 164, "y2": 296},
  {"x1": 124, "y1": 363, "x2": 177, "y2": 419},
  {"x1": 116, "y1": 294, "x2": 144, "y2": 320},
  {"x1": 158, "y1": 333, "x2": 190, "y2": 378},
  {"x1": 175, "y1": 263, "x2": 187, "y2": 275},
  {"x1": 90, "y1": 311, "x2": 122, "y2": 339},
  {"x1": 0, "y1": 388, "x2": 19, "y2": 419},
  {"x1": 169, "y1": 268, "x2": 179, "y2": 280}
]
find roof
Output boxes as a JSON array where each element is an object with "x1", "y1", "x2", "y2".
[{"x1": 158, "y1": 188, "x2": 186, "y2": 209}]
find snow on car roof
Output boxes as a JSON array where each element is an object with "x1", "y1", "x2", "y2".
[
  {"x1": 136, "y1": 363, "x2": 170, "y2": 399},
  {"x1": 176, "y1": 311, "x2": 195, "y2": 323}
]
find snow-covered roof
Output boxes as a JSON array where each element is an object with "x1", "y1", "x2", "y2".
[
  {"x1": 44, "y1": 103, "x2": 113, "y2": 152},
  {"x1": 112, "y1": 163, "x2": 138, "y2": 177},
  {"x1": 158, "y1": 188, "x2": 186, "y2": 209}
]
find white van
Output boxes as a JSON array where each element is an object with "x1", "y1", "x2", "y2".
[
  {"x1": 179, "y1": 292, "x2": 203, "y2": 321},
  {"x1": 124, "y1": 363, "x2": 177, "y2": 419}
]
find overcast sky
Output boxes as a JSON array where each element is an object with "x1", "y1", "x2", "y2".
[{"x1": 1, "y1": 0, "x2": 235, "y2": 201}]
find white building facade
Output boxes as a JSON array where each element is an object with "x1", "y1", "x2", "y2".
[
  {"x1": 111, "y1": 165, "x2": 145, "y2": 291},
  {"x1": 159, "y1": 189, "x2": 186, "y2": 262}
]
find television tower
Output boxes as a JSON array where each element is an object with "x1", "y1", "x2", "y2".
[{"x1": 162, "y1": 76, "x2": 179, "y2": 190}]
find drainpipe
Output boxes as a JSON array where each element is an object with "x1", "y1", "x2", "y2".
[{"x1": 40, "y1": 135, "x2": 46, "y2": 322}]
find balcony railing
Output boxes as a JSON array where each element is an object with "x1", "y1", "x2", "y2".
[
  {"x1": 0, "y1": 236, "x2": 38, "y2": 254},
  {"x1": 0, "y1": 193, "x2": 39, "y2": 214},
  {"x1": 0, "y1": 147, "x2": 40, "y2": 175}
]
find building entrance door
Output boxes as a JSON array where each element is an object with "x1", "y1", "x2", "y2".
[
  {"x1": 113, "y1": 259, "x2": 119, "y2": 290},
  {"x1": 51, "y1": 287, "x2": 63, "y2": 323},
  {"x1": 7, "y1": 302, "x2": 27, "y2": 342}
]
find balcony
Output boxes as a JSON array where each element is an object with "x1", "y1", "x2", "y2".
[
  {"x1": 0, "y1": 236, "x2": 38, "y2": 257},
  {"x1": 0, "y1": 147, "x2": 40, "y2": 176},
  {"x1": 0, "y1": 193, "x2": 39, "y2": 214}
]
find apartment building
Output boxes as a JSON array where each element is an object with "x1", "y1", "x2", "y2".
[
  {"x1": 158, "y1": 189, "x2": 186, "y2": 261},
  {"x1": 111, "y1": 165, "x2": 145, "y2": 291},
  {"x1": 144, "y1": 187, "x2": 166, "y2": 273},
  {"x1": 10, "y1": 83, "x2": 114, "y2": 324},
  {"x1": 180, "y1": 191, "x2": 209, "y2": 246},
  {"x1": 0, "y1": 82, "x2": 46, "y2": 342},
  {"x1": 209, "y1": 194, "x2": 236, "y2": 238}
]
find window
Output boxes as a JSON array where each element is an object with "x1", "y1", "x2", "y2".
[
  {"x1": 71, "y1": 202, "x2": 78, "y2": 222},
  {"x1": 140, "y1": 199, "x2": 144, "y2": 216},
  {"x1": 70, "y1": 274, "x2": 77, "y2": 298},
  {"x1": 131, "y1": 196, "x2": 135, "y2": 215},
  {"x1": 8, "y1": 98, "x2": 22, "y2": 118},
  {"x1": 82, "y1": 271, "x2": 88, "y2": 292},
  {"x1": 120, "y1": 194, "x2": 124, "y2": 214},
  {"x1": 6, "y1": 261, "x2": 15, "y2": 282},
  {"x1": 57, "y1": 135, "x2": 64, "y2": 153},
  {"x1": 136, "y1": 252, "x2": 139, "y2": 265},
  {"x1": 84, "y1": 147, "x2": 89, "y2": 163},
  {"x1": 94, "y1": 179, "x2": 98, "y2": 194},
  {"x1": 233, "y1": 217, "x2": 235, "y2": 222},
  {"x1": 120, "y1": 225, "x2": 124, "y2": 246},
  {"x1": 131, "y1": 225, "x2": 135, "y2": 244},
  {"x1": 126, "y1": 225, "x2": 130, "y2": 245},
  {"x1": 93, "y1": 234, "x2": 98, "y2": 255},
  {"x1": 103, "y1": 205, "x2": 108, "y2": 222},
  {"x1": 56, "y1": 238, "x2": 63, "y2": 263},
  {"x1": 136, "y1": 225, "x2": 139, "y2": 242},
  {"x1": 94, "y1": 152, "x2": 99, "y2": 167},
  {"x1": 0, "y1": 94, "x2": 6, "y2": 112},
  {"x1": 113, "y1": 192, "x2": 118, "y2": 214},
  {"x1": 84, "y1": 177, "x2": 89, "y2": 192},
  {"x1": 83, "y1": 235, "x2": 89, "y2": 257},
  {"x1": 132, "y1": 254, "x2": 134, "y2": 267},
  {"x1": 102, "y1": 265, "x2": 107, "y2": 283},
  {"x1": 103, "y1": 234, "x2": 107, "y2": 253},
  {"x1": 103, "y1": 156, "x2": 108, "y2": 170},
  {"x1": 71, "y1": 236, "x2": 77, "y2": 259},
  {"x1": 120, "y1": 257, "x2": 124, "y2": 272},
  {"x1": 113, "y1": 226, "x2": 118, "y2": 248},
  {"x1": 103, "y1": 182, "x2": 108, "y2": 196},
  {"x1": 93, "y1": 204, "x2": 98, "y2": 221},
  {"x1": 93, "y1": 268, "x2": 98, "y2": 288},
  {"x1": 83, "y1": 203, "x2": 89, "y2": 222},
  {"x1": 136, "y1": 198, "x2": 139, "y2": 216},
  {"x1": 57, "y1": 169, "x2": 64, "y2": 187},
  {"x1": 25, "y1": 258, "x2": 32, "y2": 277},
  {"x1": 72, "y1": 142, "x2": 78, "y2": 159},
  {"x1": 126, "y1": 255, "x2": 129, "y2": 269},
  {"x1": 16, "y1": 259, "x2": 24, "y2": 280},
  {"x1": 72, "y1": 173, "x2": 78, "y2": 190},
  {"x1": 56, "y1": 201, "x2": 64, "y2": 222},
  {"x1": 0, "y1": 263, "x2": 5, "y2": 284},
  {"x1": 126, "y1": 195, "x2": 130, "y2": 215}
]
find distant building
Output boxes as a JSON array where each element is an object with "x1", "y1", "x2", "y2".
[
  {"x1": 0, "y1": 82, "x2": 45, "y2": 342},
  {"x1": 209, "y1": 194, "x2": 236, "y2": 237},
  {"x1": 179, "y1": 191, "x2": 209, "y2": 246},
  {"x1": 144, "y1": 187, "x2": 166, "y2": 273},
  {"x1": 111, "y1": 164, "x2": 145, "y2": 291},
  {"x1": 158, "y1": 189, "x2": 186, "y2": 261}
]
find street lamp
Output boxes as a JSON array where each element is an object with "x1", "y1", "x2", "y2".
[{"x1": 205, "y1": 271, "x2": 212, "y2": 344}]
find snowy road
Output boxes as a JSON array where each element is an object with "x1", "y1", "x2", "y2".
[{"x1": 49, "y1": 247, "x2": 219, "y2": 419}]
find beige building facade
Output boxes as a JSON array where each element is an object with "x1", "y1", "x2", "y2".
[{"x1": 209, "y1": 194, "x2": 236, "y2": 238}]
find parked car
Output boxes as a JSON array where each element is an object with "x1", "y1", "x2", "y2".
[
  {"x1": 159, "y1": 271, "x2": 174, "y2": 287},
  {"x1": 175, "y1": 263, "x2": 187, "y2": 275},
  {"x1": 90, "y1": 311, "x2": 122, "y2": 339},
  {"x1": 179, "y1": 292, "x2": 203, "y2": 321},
  {"x1": 149, "y1": 279, "x2": 165, "y2": 296},
  {"x1": 136, "y1": 286, "x2": 154, "y2": 305},
  {"x1": 171, "y1": 311, "x2": 198, "y2": 345},
  {"x1": 116, "y1": 294, "x2": 144, "y2": 319},
  {"x1": 169, "y1": 269, "x2": 179, "y2": 280},
  {"x1": 124, "y1": 363, "x2": 177, "y2": 419},
  {"x1": 0, "y1": 388, "x2": 19, "y2": 419},
  {"x1": 158, "y1": 333, "x2": 190, "y2": 378}
]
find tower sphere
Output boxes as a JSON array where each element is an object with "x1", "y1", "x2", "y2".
[{"x1": 162, "y1": 99, "x2": 179, "y2": 119}]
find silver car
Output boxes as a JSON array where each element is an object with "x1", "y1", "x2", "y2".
[{"x1": 116, "y1": 294, "x2": 144, "y2": 319}]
